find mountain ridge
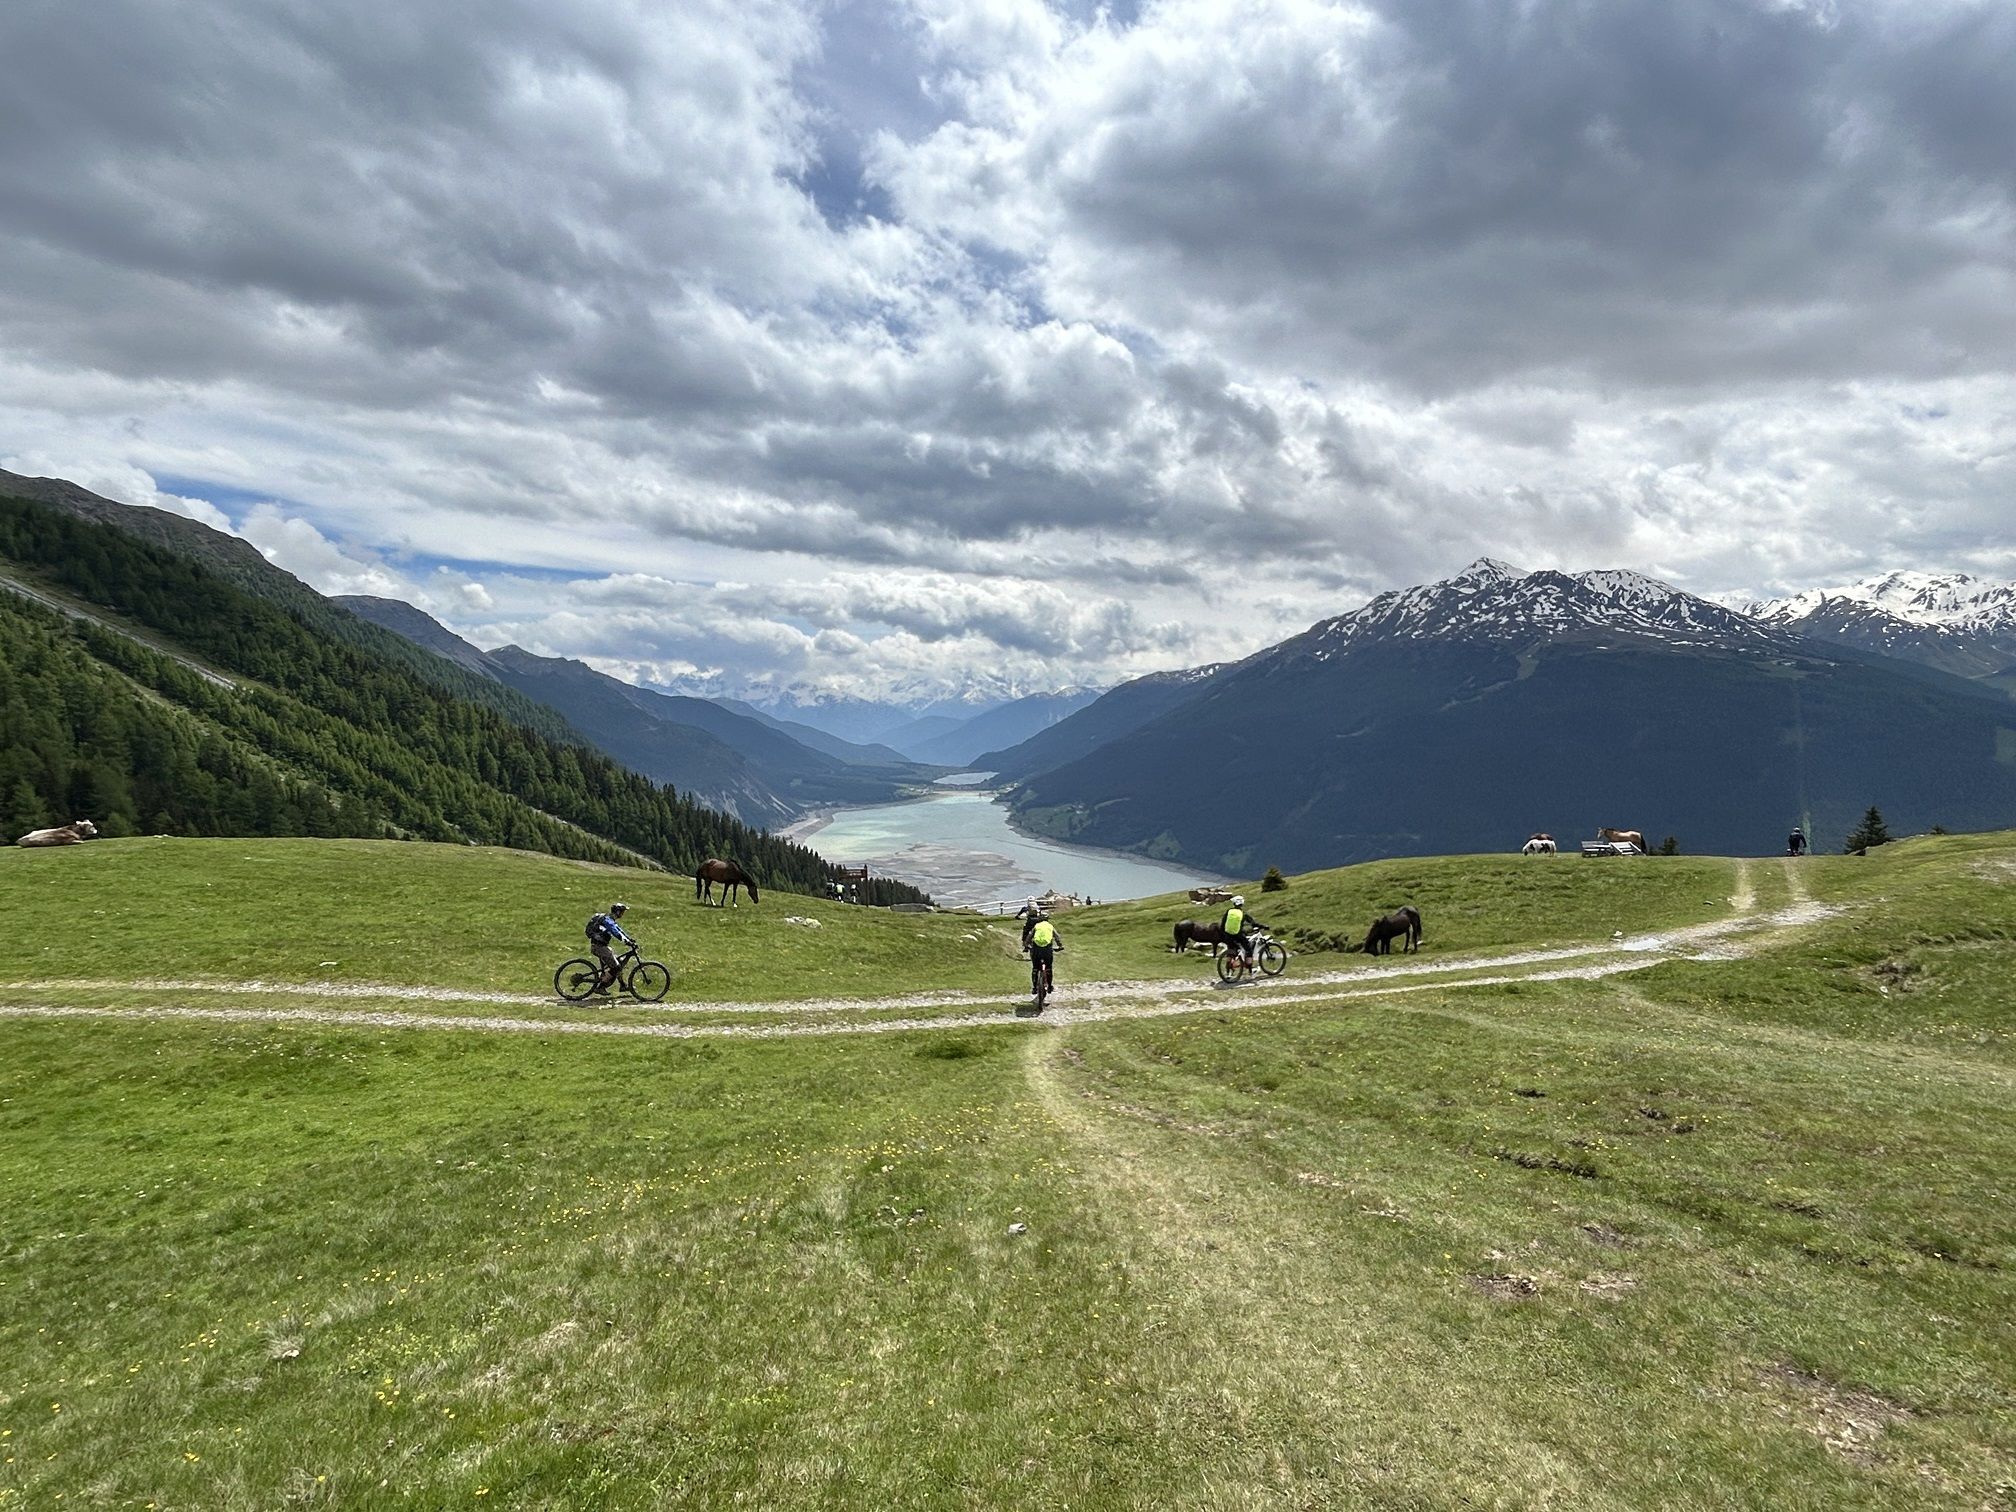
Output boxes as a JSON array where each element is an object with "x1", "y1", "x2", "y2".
[{"x1": 993, "y1": 559, "x2": 2016, "y2": 868}]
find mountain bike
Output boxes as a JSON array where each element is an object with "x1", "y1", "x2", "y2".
[
  {"x1": 1217, "y1": 931, "x2": 1288, "y2": 983},
  {"x1": 1030, "y1": 952, "x2": 1055, "y2": 1010},
  {"x1": 554, "y1": 942, "x2": 672, "y2": 1003}
]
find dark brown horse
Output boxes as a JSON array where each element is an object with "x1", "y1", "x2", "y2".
[
  {"x1": 1352, "y1": 906, "x2": 1422, "y2": 955},
  {"x1": 696, "y1": 858, "x2": 759, "y2": 906},
  {"x1": 1172, "y1": 919, "x2": 1230, "y2": 955}
]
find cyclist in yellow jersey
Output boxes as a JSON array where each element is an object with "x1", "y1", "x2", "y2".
[
  {"x1": 1026, "y1": 911, "x2": 1062, "y2": 1006},
  {"x1": 1220, "y1": 894, "x2": 1266, "y2": 970}
]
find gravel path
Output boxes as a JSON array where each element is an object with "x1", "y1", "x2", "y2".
[{"x1": 0, "y1": 900, "x2": 1840, "y2": 1042}]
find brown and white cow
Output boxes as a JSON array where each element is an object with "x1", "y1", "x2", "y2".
[{"x1": 15, "y1": 819, "x2": 99, "y2": 847}]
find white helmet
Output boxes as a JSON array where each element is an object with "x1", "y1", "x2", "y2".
[{"x1": 1231, "y1": 895, "x2": 1245, "y2": 907}]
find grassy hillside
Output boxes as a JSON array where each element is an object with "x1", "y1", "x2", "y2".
[
  {"x1": 1, "y1": 839, "x2": 1752, "y2": 1002},
  {"x1": 3, "y1": 834, "x2": 2012, "y2": 1508},
  {"x1": 0, "y1": 491, "x2": 928, "y2": 905}
]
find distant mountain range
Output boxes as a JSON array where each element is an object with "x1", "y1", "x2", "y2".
[
  {"x1": 1743, "y1": 571, "x2": 2016, "y2": 695},
  {"x1": 335, "y1": 597, "x2": 937, "y2": 827},
  {"x1": 988, "y1": 560, "x2": 2016, "y2": 870},
  {"x1": 12, "y1": 464, "x2": 2014, "y2": 875},
  {"x1": 742, "y1": 687, "x2": 1107, "y2": 764}
]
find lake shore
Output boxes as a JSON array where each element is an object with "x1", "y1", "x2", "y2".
[
  {"x1": 770, "y1": 788, "x2": 1225, "y2": 908},
  {"x1": 775, "y1": 809, "x2": 835, "y2": 844}
]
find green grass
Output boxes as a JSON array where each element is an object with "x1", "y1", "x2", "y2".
[
  {"x1": 0, "y1": 838, "x2": 1752, "y2": 1002},
  {"x1": 3, "y1": 834, "x2": 2014, "y2": 1507}
]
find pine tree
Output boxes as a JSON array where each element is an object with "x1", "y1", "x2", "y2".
[
  {"x1": 1261, "y1": 866, "x2": 1288, "y2": 892},
  {"x1": 1843, "y1": 806, "x2": 1891, "y2": 852},
  {"x1": 4, "y1": 775, "x2": 44, "y2": 838}
]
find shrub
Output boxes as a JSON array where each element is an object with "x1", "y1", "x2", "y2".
[{"x1": 1261, "y1": 866, "x2": 1288, "y2": 892}]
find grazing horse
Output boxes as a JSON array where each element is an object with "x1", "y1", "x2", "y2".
[
  {"x1": 1173, "y1": 919, "x2": 1231, "y2": 955},
  {"x1": 15, "y1": 819, "x2": 98, "y2": 848},
  {"x1": 1353, "y1": 906, "x2": 1423, "y2": 955},
  {"x1": 1521, "y1": 833, "x2": 1557, "y2": 855},
  {"x1": 696, "y1": 858, "x2": 760, "y2": 906},
  {"x1": 1598, "y1": 827, "x2": 1645, "y2": 853}
]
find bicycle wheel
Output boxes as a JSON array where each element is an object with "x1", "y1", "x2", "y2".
[
  {"x1": 627, "y1": 960, "x2": 672, "y2": 1003},
  {"x1": 554, "y1": 958, "x2": 601, "y2": 1002},
  {"x1": 1259, "y1": 941, "x2": 1288, "y2": 977},
  {"x1": 1216, "y1": 952, "x2": 1244, "y2": 983}
]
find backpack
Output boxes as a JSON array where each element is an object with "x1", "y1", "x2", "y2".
[{"x1": 586, "y1": 915, "x2": 610, "y2": 944}]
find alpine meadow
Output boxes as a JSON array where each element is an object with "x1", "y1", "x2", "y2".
[
  {"x1": 7, "y1": 0, "x2": 2016, "y2": 1506},
  {"x1": 3, "y1": 833, "x2": 2014, "y2": 1507}
]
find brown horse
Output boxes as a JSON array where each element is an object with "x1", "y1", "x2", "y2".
[
  {"x1": 1351, "y1": 906, "x2": 1422, "y2": 955},
  {"x1": 1598, "y1": 827, "x2": 1645, "y2": 853},
  {"x1": 1173, "y1": 919, "x2": 1231, "y2": 955},
  {"x1": 696, "y1": 858, "x2": 760, "y2": 906}
]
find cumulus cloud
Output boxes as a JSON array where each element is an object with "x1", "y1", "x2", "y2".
[{"x1": 0, "y1": 0, "x2": 2011, "y2": 699}]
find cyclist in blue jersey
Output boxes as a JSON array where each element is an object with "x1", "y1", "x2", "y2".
[{"x1": 585, "y1": 902, "x2": 632, "y2": 994}]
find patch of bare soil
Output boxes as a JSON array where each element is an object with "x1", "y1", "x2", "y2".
[
  {"x1": 1864, "y1": 956, "x2": 1925, "y2": 994},
  {"x1": 1578, "y1": 1222, "x2": 1635, "y2": 1249},
  {"x1": 1762, "y1": 1363, "x2": 1913, "y2": 1466},
  {"x1": 1469, "y1": 1272, "x2": 1541, "y2": 1301},
  {"x1": 1577, "y1": 1272, "x2": 1638, "y2": 1299}
]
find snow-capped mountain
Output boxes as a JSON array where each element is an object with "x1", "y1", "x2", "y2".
[
  {"x1": 1295, "y1": 559, "x2": 1793, "y2": 657},
  {"x1": 1748, "y1": 571, "x2": 2016, "y2": 631},
  {"x1": 992, "y1": 555, "x2": 2016, "y2": 871},
  {"x1": 1743, "y1": 571, "x2": 2016, "y2": 687}
]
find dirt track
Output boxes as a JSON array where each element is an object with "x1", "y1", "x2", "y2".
[{"x1": 0, "y1": 898, "x2": 1838, "y2": 1042}]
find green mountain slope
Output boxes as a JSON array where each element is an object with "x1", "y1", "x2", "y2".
[
  {"x1": 0, "y1": 468, "x2": 588, "y2": 746},
  {"x1": 0, "y1": 491, "x2": 926, "y2": 901}
]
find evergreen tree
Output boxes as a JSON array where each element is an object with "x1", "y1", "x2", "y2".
[
  {"x1": 4, "y1": 775, "x2": 44, "y2": 837},
  {"x1": 1658, "y1": 835, "x2": 1679, "y2": 856},
  {"x1": 1843, "y1": 806, "x2": 1891, "y2": 852},
  {"x1": 1261, "y1": 866, "x2": 1288, "y2": 892}
]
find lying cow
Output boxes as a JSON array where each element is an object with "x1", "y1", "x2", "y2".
[{"x1": 15, "y1": 819, "x2": 98, "y2": 847}]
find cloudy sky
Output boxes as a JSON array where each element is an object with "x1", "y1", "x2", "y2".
[{"x1": 3, "y1": 0, "x2": 2012, "y2": 704}]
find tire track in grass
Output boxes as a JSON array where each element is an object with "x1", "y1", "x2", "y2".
[
  {"x1": 0, "y1": 893, "x2": 1829, "y2": 1024},
  {"x1": 0, "y1": 894, "x2": 1842, "y2": 1042},
  {"x1": 0, "y1": 925, "x2": 1832, "y2": 1042}
]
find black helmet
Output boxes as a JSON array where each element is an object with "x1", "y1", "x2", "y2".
[{"x1": 610, "y1": 902, "x2": 629, "y2": 914}]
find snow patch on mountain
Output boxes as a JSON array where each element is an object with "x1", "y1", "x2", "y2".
[
  {"x1": 1301, "y1": 560, "x2": 1792, "y2": 654},
  {"x1": 1747, "y1": 571, "x2": 2016, "y2": 633}
]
